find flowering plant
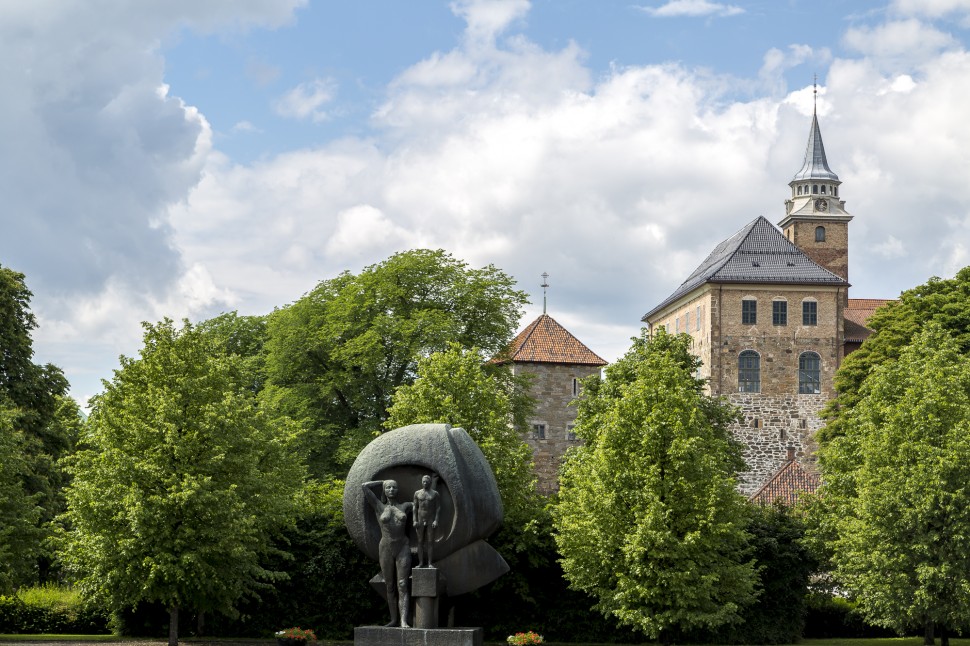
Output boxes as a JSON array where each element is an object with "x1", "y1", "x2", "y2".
[
  {"x1": 507, "y1": 631, "x2": 543, "y2": 646},
  {"x1": 275, "y1": 627, "x2": 317, "y2": 641}
]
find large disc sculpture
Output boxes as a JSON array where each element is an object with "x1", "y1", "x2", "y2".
[{"x1": 344, "y1": 423, "x2": 509, "y2": 635}]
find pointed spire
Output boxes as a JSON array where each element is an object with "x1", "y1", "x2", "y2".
[{"x1": 791, "y1": 109, "x2": 839, "y2": 182}]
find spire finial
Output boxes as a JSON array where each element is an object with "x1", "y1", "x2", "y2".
[{"x1": 540, "y1": 272, "x2": 549, "y2": 315}]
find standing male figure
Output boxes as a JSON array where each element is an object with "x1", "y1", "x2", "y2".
[{"x1": 413, "y1": 473, "x2": 440, "y2": 567}]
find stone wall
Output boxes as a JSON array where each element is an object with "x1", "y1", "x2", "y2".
[
  {"x1": 786, "y1": 218, "x2": 850, "y2": 282},
  {"x1": 727, "y1": 393, "x2": 826, "y2": 496},
  {"x1": 512, "y1": 361, "x2": 602, "y2": 494}
]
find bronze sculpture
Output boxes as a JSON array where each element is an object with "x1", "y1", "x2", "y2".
[{"x1": 362, "y1": 479, "x2": 413, "y2": 628}]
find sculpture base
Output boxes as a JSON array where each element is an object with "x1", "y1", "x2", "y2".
[{"x1": 354, "y1": 626, "x2": 483, "y2": 646}]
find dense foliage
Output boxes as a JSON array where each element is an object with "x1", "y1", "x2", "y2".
[
  {"x1": 554, "y1": 330, "x2": 757, "y2": 644},
  {"x1": 0, "y1": 265, "x2": 76, "y2": 586},
  {"x1": 818, "y1": 323, "x2": 970, "y2": 639},
  {"x1": 0, "y1": 585, "x2": 109, "y2": 634},
  {"x1": 60, "y1": 319, "x2": 306, "y2": 645},
  {"x1": 820, "y1": 266, "x2": 970, "y2": 443},
  {"x1": 263, "y1": 249, "x2": 528, "y2": 478}
]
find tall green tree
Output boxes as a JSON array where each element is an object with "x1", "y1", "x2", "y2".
[
  {"x1": 820, "y1": 266, "x2": 970, "y2": 443},
  {"x1": 0, "y1": 407, "x2": 42, "y2": 592},
  {"x1": 817, "y1": 324, "x2": 970, "y2": 643},
  {"x1": 0, "y1": 265, "x2": 73, "y2": 584},
  {"x1": 553, "y1": 331, "x2": 757, "y2": 645},
  {"x1": 61, "y1": 319, "x2": 305, "y2": 646},
  {"x1": 264, "y1": 249, "x2": 528, "y2": 477}
]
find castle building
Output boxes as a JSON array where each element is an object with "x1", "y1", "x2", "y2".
[
  {"x1": 504, "y1": 313, "x2": 607, "y2": 494},
  {"x1": 641, "y1": 107, "x2": 876, "y2": 495}
]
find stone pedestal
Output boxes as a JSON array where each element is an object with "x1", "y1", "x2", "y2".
[
  {"x1": 354, "y1": 627, "x2": 482, "y2": 646},
  {"x1": 411, "y1": 567, "x2": 444, "y2": 629}
]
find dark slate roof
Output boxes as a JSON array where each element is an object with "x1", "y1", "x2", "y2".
[
  {"x1": 749, "y1": 458, "x2": 821, "y2": 506},
  {"x1": 501, "y1": 314, "x2": 607, "y2": 366},
  {"x1": 643, "y1": 216, "x2": 848, "y2": 320},
  {"x1": 791, "y1": 112, "x2": 839, "y2": 182}
]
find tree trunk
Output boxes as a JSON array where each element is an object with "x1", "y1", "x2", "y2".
[
  {"x1": 197, "y1": 610, "x2": 205, "y2": 637},
  {"x1": 940, "y1": 625, "x2": 949, "y2": 646},
  {"x1": 168, "y1": 605, "x2": 179, "y2": 646},
  {"x1": 924, "y1": 620, "x2": 935, "y2": 645}
]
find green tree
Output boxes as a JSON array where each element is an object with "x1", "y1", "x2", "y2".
[
  {"x1": 61, "y1": 319, "x2": 305, "y2": 646},
  {"x1": 0, "y1": 407, "x2": 42, "y2": 592},
  {"x1": 0, "y1": 265, "x2": 74, "y2": 584},
  {"x1": 385, "y1": 343, "x2": 539, "y2": 530},
  {"x1": 817, "y1": 324, "x2": 970, "y2": 643},
  {"x1": 196, "y1": 311, "x2": 268, "y2": 396},
  {"x1": 553, "y1": 330, "x2": 757, "y2": 645},
  {"x1": 264, "y1": 249, "x2": 528, "y2": 477},
  {"x1": 820, "y1": 266, "x2": 970, "y2": 443}
]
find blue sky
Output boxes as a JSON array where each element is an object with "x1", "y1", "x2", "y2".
[{"x1": 2, "y1": 0, "x2": 969, "y2": 403}]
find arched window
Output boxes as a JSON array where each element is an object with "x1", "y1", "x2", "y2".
[
  {"x1": 820, "y1": 185, "x2": 827, "y2": 194},
  {"x1": 813, "y1": 184, "x2": 819, "y2": 194},
  {"x1": 799, "y1": 352, "x2": 821, "y2": 394},
  {"x1": 738, "y1": 351, "x2": 760, "y2": 393},
  {"x1": 797, "y1": 185, "x2": 802, "y2": 195},
  {"x1": 815, "y1": 226, "x2": 826, "y2": 242},
  {"x1": 833, "y1": 186, "x2": 838, "y2": 197}
]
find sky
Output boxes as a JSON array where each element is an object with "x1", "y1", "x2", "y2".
[{"x1": 3, "y1": 0, "x2": 970, "y2": 405}]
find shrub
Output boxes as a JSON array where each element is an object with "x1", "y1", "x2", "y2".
[{"x1": 0, "y1": 584, "x2": 110, "y2": 634}]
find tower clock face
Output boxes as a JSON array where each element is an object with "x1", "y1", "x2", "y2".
[{"x1": 814, "y1": 198, "x2": 828, "y2": 212}]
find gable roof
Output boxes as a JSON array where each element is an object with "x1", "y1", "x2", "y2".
[
  {"x1": 749, "y1": 458, "x2": 821, "y2": 506},
  {"x1": 502, "y1": 314, "x2": 607, "y2": 366},
  {"x1": 643, "y1": 216, "x2": 849, "y2": 321}
]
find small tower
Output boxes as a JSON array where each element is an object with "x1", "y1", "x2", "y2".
[{"x1": 779, "y1": 88, "x2": 853, "y2": 283}]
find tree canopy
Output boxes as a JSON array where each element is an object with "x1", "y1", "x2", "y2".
[
  {"x1": 385, "y1": 342, "x2": 541, "y2": 535},
  {"x1": 820, "y1": 266, "x2": 970, "y2": 443},
  {"x1": 0, "y1": 407, "x2": 42, "y2": 592},
  {"x1": 61, "y1": 319, "x2": 305, "y2": 645},
  {"x1": 817, "y1": 323, "x2": 970, "y2": 639},
  {"x1": 553, "y1": 331, "x2": 757, "y2": 644},
  {"x1": 263, "y1": 249, "x2": 528, "y2": 477},
  {"x1": 0, "y1": 265, "x2": 74, "y2": 584}
]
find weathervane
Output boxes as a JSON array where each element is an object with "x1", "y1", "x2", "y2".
[
  {"x1": 541, "y1": 272, "x2": 549, "y2": 315},
  {"x1": 813, "y1": 73, "x2": 818, "y2": 113}
]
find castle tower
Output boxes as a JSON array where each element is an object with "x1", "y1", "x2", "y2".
[{"x1": 779, "y1": 104, "x2": 853, "y2": 283}]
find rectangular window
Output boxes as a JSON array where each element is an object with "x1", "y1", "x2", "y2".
[
  {"x1": 773, "y1": 300, "x2": 788, "y2": 326},
  {"x1": 572, "y1": 378, "x2": 579, "y2": 397},
  {"x1": 532, "y1": 423, "x2": 546, "y2": 440},
  {"x1": 803, "y1": 301, "x2": 818, "y2": 326},
  {"x1": 742, "y1": 299, "x2": 757, "y2": 325}
]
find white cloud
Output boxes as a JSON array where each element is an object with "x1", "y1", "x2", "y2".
[
  {"x1": 273, "y1": 78, "x2": 337, "y2": 122},
  {"x1": 231, "y1": 120, "x2": 261, "y2": 133},
  {"x1": 892, "y1": 0, "x2": 970, "y2": 19},
  {"x1": 844, "y1": 19, "x2": 956, "y2": 64},
  {"x1": 450, "y1": 0, "x2": 531, "y2": 46},
  {"x1": 869, "y1": 236, "x2": 907, "y2": 259},
  {"x1": 637, "y1": 1, "x2": 744, "y2": 18}
]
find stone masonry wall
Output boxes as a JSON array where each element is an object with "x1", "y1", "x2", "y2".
[
  {"x1": 513, "y1": 361, "x2": 602, "y2": 494},
  {"x1": 728, "y1": 393, "x2": 826, "y2": 496}
]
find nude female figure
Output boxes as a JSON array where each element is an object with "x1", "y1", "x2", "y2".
[{"x1": 362, "y1": 479, "x2": 413, "y2": 628}]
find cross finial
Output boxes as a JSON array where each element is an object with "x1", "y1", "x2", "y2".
[{"x1": 540, "y1": 272, "x2": 550, "y2": 315}]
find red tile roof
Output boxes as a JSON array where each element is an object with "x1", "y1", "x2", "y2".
[
  {"x1": 749, "y1": 459, "x2": 820, "y2": 506},
  {"x1": 845, "y1": 298, "x2": 892, "y2": 326},
  {"x1": 502, "y1": 314, "x2": 607, "y2": 366},
  {"x1": 845, "y1": 298, "x2": 894, "y2": 344}
]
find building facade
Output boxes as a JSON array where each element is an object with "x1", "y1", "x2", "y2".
[{"x1": 642, "y1": 109, "x2": 865, "y2": 495}]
